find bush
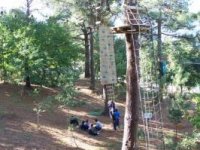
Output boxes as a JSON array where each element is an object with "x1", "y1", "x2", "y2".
[
  {"x1": 177, "y1": 136, "x2": 197, "y2": 150},
  {"x1": 55, "y1": 82, "x2": 85, "y2": 107},
  {"x1": 164, "y1": 136, "x2": 178, "y2": 150},
  {"x1": 189, "y1": 94, "x2": 200, "y2": 129},
  {"x1": 88, "y1": 108, "x2": 103, "y2": 116}
]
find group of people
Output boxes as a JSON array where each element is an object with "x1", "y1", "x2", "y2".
[
  {"x1": 69, "y1": 100, "x2": 120, "y2": 136},
  {"x1": 108, "y1": 100, "x2": 121, "y2": 130},
  {"x1": 70, "y1": 116, "x2": 103, "y2": 136}
]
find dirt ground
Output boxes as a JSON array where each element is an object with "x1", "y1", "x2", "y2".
[{"x1": 0, "y1": 79, "x2": 193, "y2": 150}]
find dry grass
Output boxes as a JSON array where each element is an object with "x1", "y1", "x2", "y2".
[
  {"x1": 0, "y1": 79, "x2": 193, "y2": 150},
  {"x1": 0, "y1": 80, "x2": 123, "y2": 150}
]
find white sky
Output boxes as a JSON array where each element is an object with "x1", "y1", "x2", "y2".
[
  {"x1": 0, "y1": 0, "x2": 199, "y2": 20},
  {"x1": 189, "y1": 0, "x2": 200, "y2": 13},
  {"x1": 0, "y1": 0, "x2": 53, "y2": 20}
]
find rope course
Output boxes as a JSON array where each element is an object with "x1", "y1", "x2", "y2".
[
  {"x1": 111, "y1": 3, "x2": 165, "y2": 150},
  {"x1": 125, "y1": 4, "x2": 165, "y2": 150},
  {"x1": 99, "y1": 25, "x2": 117, "y2": 113},
  {"x1": 98, "y1": 1, "x2": 165, "y2": 149}
]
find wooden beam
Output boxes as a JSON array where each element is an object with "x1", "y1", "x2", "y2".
[{"x1": 111, "y1": 25, "x2": 150, "y2": 34}]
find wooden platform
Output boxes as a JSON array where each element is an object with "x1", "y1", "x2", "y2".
[{"x1": 111, "y1": 24, "x2": 150, "y2": 34}]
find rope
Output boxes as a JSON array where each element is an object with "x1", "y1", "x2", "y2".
[
  {"x1": 124, "y1": 4, "x2": 150, "y2": 149},
  {"x1": 124, "y1": 3, "x2": 165, "y2": 149},
  {"x1": 129, "y1": 4, "x2": 150, "y2": 149}
]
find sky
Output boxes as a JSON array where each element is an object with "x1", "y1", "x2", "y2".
[
  {"x1": 189, "y1": 0, "x2": 200, "y2": 13},
  {"x1": 0, "y1": 0, "x2": 54, "y2": 20},
  {"x1": 0, "y1": 0, "x2": 199, "y2": 20}
]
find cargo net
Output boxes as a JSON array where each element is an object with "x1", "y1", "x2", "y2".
[{"x1": 124, "y1": 4, "x2": 165, "y2": 150}]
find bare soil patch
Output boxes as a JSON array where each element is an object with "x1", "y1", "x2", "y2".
[
  {"x1": 0, "y1": 79, "x2": 193, "y2": 150},
  {"x1": 0, "y1": 81, "x2": 123, "y2": 150}
]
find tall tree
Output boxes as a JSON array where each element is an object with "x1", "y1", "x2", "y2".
[
  {"x1": 24, "y1": 0, "x2": 34, "y2": 88},
  {"x1": 88, "y1": 26, "x2": 95, "y2": 90},
  {"x1": 122, "y1": 0, "x2": 141, "y2": 149},
  {"x1": 157, "y1": 9, "x2": 163, "y2": 101},
  {"x1": 81, "y1": 22, "x2": 90, "y2": 78},
  {"x1": 0, "y1": 8, "x2": 81, "y2": 87}
]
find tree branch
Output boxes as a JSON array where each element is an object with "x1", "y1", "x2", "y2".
[{"x1": 161, "y1": 32, "x2": 196, "y2": 39}]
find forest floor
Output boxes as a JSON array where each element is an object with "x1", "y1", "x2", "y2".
[{"x1": 0, "y1": 78, "x2": 193, "y2": 150}]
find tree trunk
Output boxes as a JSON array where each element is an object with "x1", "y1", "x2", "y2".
[
  {"x1": 103, "y1": 85, "x2": 109, "y2": 115},
  {"x1": 26, "y1": 0, "x2": 31, "y2": 18},
  {"x1": 89, "y1": 27, "x2": 95, "y2": 90},
  {"x1": 41, "y1": 68, "x2": 46, "y2": 87},
  {"x1": 24, "y1": 58, "x2": 31, "y2": 88},
  {"x1": 180, "y1": 84, "x2": 183, "y2": 95},
  {"x1": 157, "y1": 16, "x2": 163, "y2": 101},
  {"x1": 83, "y1": 27, "x2": 90, "y2": 78},
  {"x1": 2, "y1": 54, "x2": 7, "y2": 83},
  {"x1": 122, "y1": 33, "x2": 140, "y2": 150},
  {"x1": 24, "y1": 0, "x2": 33, "y2": 88}
]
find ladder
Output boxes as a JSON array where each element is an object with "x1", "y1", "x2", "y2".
[
  {"x1": 124, "y1": 5, "x2": 165, "y2": 149},
  {"x1": 140, "y1": 70, "x2": 165, "y2": 150}
]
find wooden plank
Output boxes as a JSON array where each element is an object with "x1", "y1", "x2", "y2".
[{"x1": 111, "y1": 25, "x2": 150, "y2": 34}]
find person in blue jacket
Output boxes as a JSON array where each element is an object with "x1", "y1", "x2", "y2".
[{"x1": 113, "y1": 109, "x2": 120, "y2": 130}]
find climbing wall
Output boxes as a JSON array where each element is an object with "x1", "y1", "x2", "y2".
[{"x1": 99, "y1": 26, "x2": 117, "y2": 85}]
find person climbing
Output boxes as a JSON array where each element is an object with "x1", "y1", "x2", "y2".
[{"x1": 113, "y1": 109, "x2": 120, "y2": 130}]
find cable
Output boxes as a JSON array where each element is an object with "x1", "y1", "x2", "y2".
[{"x1": 124, "y1": 3, "x2": 166, "y2": 149}]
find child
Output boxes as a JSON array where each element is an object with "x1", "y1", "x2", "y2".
[
  {"x1": 113, "y1": 109, "x2": 120, "y2": 130},
  {"x1": 80, "y1": 119, "x2": 89, "y2": 131},
  {"x1": 94, "y1": 118, "x2": 103, "y2": 131},
  {"x1": 88, "y1": 124, "x2": 98, "y2": 136},
  {"x1": 69, "y1": 116, "x2": 79, "y2": 126},
  {"x1": 108, "y1": 100, "x2": 116, "y2": 119}
]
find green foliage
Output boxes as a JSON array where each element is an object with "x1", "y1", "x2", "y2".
[
  {"x1": 165, "y1": 133, "x2": 200, "y2": 150},
  {"x1": 189, "y1": 94, "x2": 200, "y2": 129},
  {"x1": 114, "y1": 38, "x2": 126, "y2": 80},
  {"x1": 176, "y1": 95, "x2": 191, "y2": 111},
  {"x1": 33, "y1": 96, "x2": 56, "y2": 113},
  {"x1": 177, "y1": 136, "x2": 197, "y2": 150},
  {"x1": 168, "y1": 95, "x2": 191, "y2": 124},
  {"x1": 55, "y1": 69, "x2": 85, "y2": 107},
  {"x1": 168, "y1": 95, "x2": 186, "y2": 124},
  {"x1": 168, "y1": 106, "x2": 183, "y2": 124},
  {"x1": 137, "y1": 128, "x2": 145, "y2": 140},
  {"x1": 55, "y1": 84, "x2": 80, "y2": 107},
  {"x1": 165, "y1": 136, "x2": 178, "y2": 150},
  {"x1": 166, "y1": 39, "x2": 199, "y2": 88},
  {"x1": 88, "y1": 108, "x2": 103, "y2": 116},
  {"x1": 139, "y1": 0, "x2": 199, "y2": 89},
  {"x1": 0, "y1": 10, "x2": 81, "y2": 87},
  {"x1": 115, "y1": 82, "x2": 126, "y2": 100},
  {"x1": 29, "y1": 88, "x2": 40, "y2": 97}
]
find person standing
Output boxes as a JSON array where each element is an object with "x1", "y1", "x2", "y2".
[
  {"x1": 108, "y1": 100, "x2": 116, "y2": 119},
  {"x1": 113, "y1": 109, "x2": 120, "y2": 130}
]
